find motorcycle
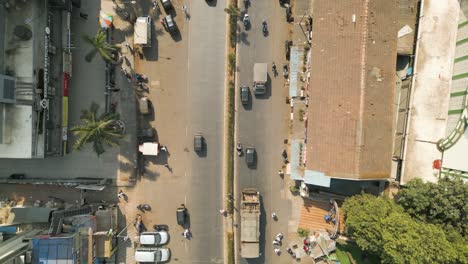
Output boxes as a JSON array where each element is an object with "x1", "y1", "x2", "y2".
[
  {"x1": 286, "y1": 247, "x2": 296, "y2": 258},
  {"x1": 243, "y1": 14, "x2": 249, "y2": 29},
  {"x1": 282, "y1": 149, "x2": 289, "y2": 163},
  {"x1": 243, "y1": 0, "x2": 249, "y2": 9},
  {"x1": 236, "y1": 142, "x2": 243, "y2": 156},
  {"x1": 262, "y1": 20, "x2": 268, "y2": 36},
  {"x1": 283, "y1": 64, "x2": 288, "y2": 78},
  {"x1": 153, "y1": 224, "x2": 169, "y2": 231},
  {"x1": 137, "y1": 204, "x2": 151, "y2": 212},
  {"x1": 134, "y1": 73, "x2": 148, "y2": 83},
  {"x1": 272, "y1": 63, "x2": 277, "y2": 77},
  {"x1": 271, "y1": 212, "x2": 278, "y2": 220}
]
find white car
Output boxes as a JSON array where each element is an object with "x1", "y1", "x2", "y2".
[
  {"x1": 135, "y1": 247, "x2": 170, "y2": 263},
  {"x1": 140, "y1": 231, "x2": 169, "y2": 246}
]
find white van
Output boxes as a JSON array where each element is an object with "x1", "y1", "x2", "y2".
[
  {"x1": 134, "y1": 16, "x2": 152, "y2": 47},
  {"x1": 139, "y1": 231, "x2": 169, "y2": 246},
  {"x1": 135, "y1": 248, "x2": 170, "y2": 263}
]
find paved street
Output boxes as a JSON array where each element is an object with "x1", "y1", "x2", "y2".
[
  {"x1": 127, "y1": 0, "x2": 227, "y2": 262},
  {"x1": 235, "y1": 0, "x2": 292, "y2": 263}
]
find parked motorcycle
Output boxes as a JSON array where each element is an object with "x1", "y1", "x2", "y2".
[
  {"x1": 272, "y1": 62, "x2": 277, "y2": 77},
  {"x1": 236, "y1": 142, "x2": 243, "y2": 156},
  {"x1": 282, "y1": 149, "x2": 289, "y2": 163},
  {"x1": 243, "y1": 0, "x2": 249, "y2": 9},
  {"x1": 153, "y1": 224, "x2": 169, "y2": 231},
  {"x1": 262, "y1": 20, "x2": 268, "y2": 36},
  {"x1": 283, "y1": 64, "x2": 289, "y2": 78},
  {"x1": 137, "y1": 204, "x2": 151, "y2": 212}
]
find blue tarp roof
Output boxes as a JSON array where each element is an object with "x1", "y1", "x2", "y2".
[{"x1": 32, "y1": 236, "x2": 75, "y2": 264}]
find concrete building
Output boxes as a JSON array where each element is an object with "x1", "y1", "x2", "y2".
[
  {"x1": 0, "y1": 0, "x2": 73, "y2": 158},
  {"x1": 300, "y1": 0, "x2": 399, "y2": 194}
]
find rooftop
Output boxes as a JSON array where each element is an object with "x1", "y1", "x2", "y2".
[{"x1": 306, "y1": 0, "x2": 398, "y2": 180}]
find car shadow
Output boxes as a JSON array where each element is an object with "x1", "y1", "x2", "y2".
[
  {"x1": 195, "y1": 141, "x2": 208, "y2": 158},
  {"x1": 239, "y1": 31, "x2": 250, "y2": 45},
  {"x1": 206, "y1": 0, "x2": 217, "y2": 7}
]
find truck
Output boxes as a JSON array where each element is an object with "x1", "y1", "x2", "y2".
[
  {"x1": 134, "y1": 16, "x2": 151, "y2": 47},
  {"x1": 240, "y1": 188, "x2": 261, "y2": 258},
  {"x1": 253, "y1": 63, "x2": 267, "y2": 95}
]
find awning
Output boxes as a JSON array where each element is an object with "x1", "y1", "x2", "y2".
[{"x1": 304, "y1": 170, "x2": 331, "y2": 187}]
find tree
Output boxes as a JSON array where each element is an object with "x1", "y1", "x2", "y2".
[
  {"x1": 380, "y1": 212, "x2": 457, "y2": 264},
  {"x1": 223, "y1": 4, "x2": 240, "y2": 17},
  {"x1": 343, "y1": 194, "x2": 466, "y2": 264},
  {"x1": 70, "y1": 103, "x2": 123, "y2": 156},
  {"x1": 82, "y1": 30, "x2": 118, "y2": 63},
  {"x1": 342, "y1": 193, "x2": 402, "y2": 254},
  {"x1": 396, "y1": 177, "x2": 468, "y2": 238}
]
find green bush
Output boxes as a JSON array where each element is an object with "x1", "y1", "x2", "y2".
[
  {"x1": 297, "y1": 227, "x2": 310, "y2": 237},
  {"x1": 228, "y1": 53, "x2": 236, "y2": 73}
]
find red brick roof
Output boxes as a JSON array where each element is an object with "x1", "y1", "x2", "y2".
[{"x1": 306, "y1": 0, "x2": 398, "y2": 180}]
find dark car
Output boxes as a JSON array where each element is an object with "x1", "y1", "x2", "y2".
[
  {"x1": 194, "y1": 134, "x2": 204, "y2": 152},
  {"x1": 160, "y1": 0, "x2": 173, "y2": 11},
  {"x1": 176, "y1": 204, "x2": 187, "y2": 226},
  {"x1": 161, "y1": 15, "x2": 176, "y2": 33},
  {"x1": 245, "y1": 147, "x2": 256, "y2": 166},
  {"x1": 138, "y1": 128, "x2": 156, "y2": 142},
  {"x1": 240, "y1": 86, "x2": 249, "y2": 105}
]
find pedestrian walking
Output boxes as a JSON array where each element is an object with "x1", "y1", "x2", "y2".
[
  {"x1": 79, "y1": 12, "x2": 88, "y2": 19},
  {"x1": 182, "y1": 5, "x2": 189, "y2": 20},
  {"x1": 124, "y1": 43, "x2": 133, "y2": 54}
]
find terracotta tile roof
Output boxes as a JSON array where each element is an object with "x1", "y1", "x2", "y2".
[
  {"x1": 306, "y1": 0, "x2": 398, "y2": 180},
  {"x1": 298, "y1": 199, "x2": 345, "y2": 234}
]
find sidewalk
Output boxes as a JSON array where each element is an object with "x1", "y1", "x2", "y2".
[{"x1": 101, "y1": 0, "x2": 138, "y2": 187}]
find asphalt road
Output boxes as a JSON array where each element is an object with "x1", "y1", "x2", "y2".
[
  {"x1": 135, "y1": 0, "x2": 227, "y2": 263},
  {"x1": 235, "y1": 0, "x2": 292, "y2": 263}
]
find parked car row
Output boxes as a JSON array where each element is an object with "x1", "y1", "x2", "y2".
[{"x1": 135, "y1": 231, "x2": 171, "y2": 262}]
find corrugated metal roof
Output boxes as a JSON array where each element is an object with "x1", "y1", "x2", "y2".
[
  {"x1": 306, "y1": 0, "x2": 398, "y2": 180},
  {"x1": 289, "y1": 47, "x2": 303, "y2": 97}
]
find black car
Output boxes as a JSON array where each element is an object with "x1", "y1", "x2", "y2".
[
  {"x1": 160, "y1": 0, "x2": 173, "y2": 11},
  {"x1": 246, "y1": 147, "x2": 256, "y2": 166},
  {"x1": 176, "y1": 204, "x2": 188, "y2": 226},
  {"x1": 240, "y1": 86, "x2": 249, "y2": 105}
]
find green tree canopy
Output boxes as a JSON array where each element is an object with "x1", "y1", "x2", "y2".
[
  {"x1": 70, "y1": 103, "x2": 123, "y2": 156},
  {"x1": 343, "y1": 193, "x2": 465, "y2": 264},
  {"x1": 396, "y1": 177, "x2": 468, "y2": 238}
]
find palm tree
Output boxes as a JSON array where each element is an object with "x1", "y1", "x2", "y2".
[
  {"x1": 82, "y1": 30, "x2": 118, "y2": 62},
  {"x1": 224, "y1": 4, "x2": 240, "y2": 18},
  {"x1": 71, "y1": 103, "x2": 124, "y2": 156}
]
